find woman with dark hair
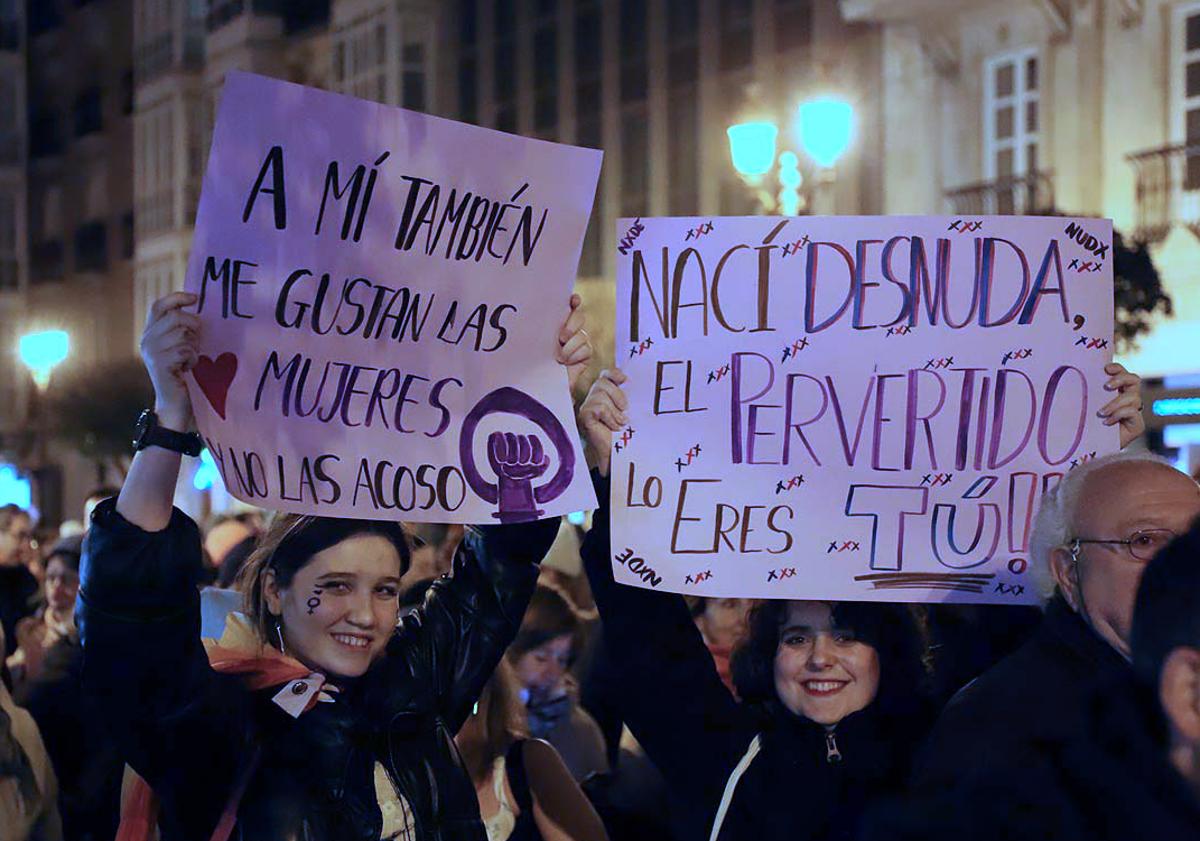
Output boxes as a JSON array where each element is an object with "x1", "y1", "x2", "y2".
[
  {"x1": 576, "y1": 369, "x2": 937, "y2": 841},
  {"x1": 506, "y1": 586, "x2": 608, "y2": 783},
  {"x1": 77, "y1": 290, "x2": 591, "y2": 841},
  {"x1": 455, "y1": 660, "x2": 608, "y2": 841}
]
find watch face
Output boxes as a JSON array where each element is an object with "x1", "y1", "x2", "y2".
[{"x1": 134, "y1": 409, "x2": 155, "y2": 450}]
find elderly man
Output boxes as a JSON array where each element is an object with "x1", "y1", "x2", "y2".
[{"x1": 912, "y1": 450, "x2": 1200, "y2": 791}]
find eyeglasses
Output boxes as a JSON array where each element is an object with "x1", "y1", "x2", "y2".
[{"x1": 1070, "y1": 528, "x2": 1179, "y2": 562}]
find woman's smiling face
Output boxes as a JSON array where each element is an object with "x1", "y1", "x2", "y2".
[
  {"x1": 772, "y1": 601, "x2": 881, "y2": 725},
  {"x1": 265, "y1": 534, "x2": 402, "y2": 678}
]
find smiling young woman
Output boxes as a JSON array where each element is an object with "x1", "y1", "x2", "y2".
[{"x1": 76, "y1": 291, "x2": 592, "y2": 841}]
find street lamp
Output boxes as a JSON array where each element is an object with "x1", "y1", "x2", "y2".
[
  {"x1": 18, "y1": 330, "x2": 70, "y2": 391},
  {"x1": 728, "y1": 94, "x2": 855, "y2": 214},
  {"x1": 17, "y1": 329, "x2": 69, "y2": 525}
]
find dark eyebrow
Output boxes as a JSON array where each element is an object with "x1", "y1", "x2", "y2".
[
  {"x1": 314, "y1": 572, "x2": 356, "y2": 582},
  {"x1": 780, "y1": 624, "x2": 816, "y2": 635}
]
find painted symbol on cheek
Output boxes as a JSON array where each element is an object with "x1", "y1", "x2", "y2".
[{"x1": 306, "y1": 589, "x2": 322, "y2": 615}]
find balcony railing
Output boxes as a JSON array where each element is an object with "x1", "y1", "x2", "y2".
[
  {"x1": 944, "y1": 172, "x2": 1055, "y2": 216},
  {"x1": 1126, "y1": 143, "x2": 1200, "y2": 244}
]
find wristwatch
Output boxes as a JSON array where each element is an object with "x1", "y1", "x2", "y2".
[{"x1": 133, "y1": 409, "x2": 204, "y2": 457}]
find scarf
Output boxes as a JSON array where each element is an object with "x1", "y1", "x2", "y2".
[{"x1": 116, "y1": 613, "x2": 336, "y2": 841}]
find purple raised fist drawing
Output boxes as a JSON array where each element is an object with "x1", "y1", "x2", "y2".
[
  {"x1": 487, "y1": 431, "x2": 550, "y2": 522},
  {"x1": 459, "y1": 387, "x2": 576, "y2": 524}
]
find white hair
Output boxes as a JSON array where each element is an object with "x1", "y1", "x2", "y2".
[{"x1": 1027, "y1": 450, "x2": 1185, "y2": 603}]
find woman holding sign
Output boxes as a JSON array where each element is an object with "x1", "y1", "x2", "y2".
[
  {"x1": 578, "y1": 368, "x2": 939, "y2": 841},
  {"x1": 77, "y1": 291, "x2": 592, "y2": 841}
]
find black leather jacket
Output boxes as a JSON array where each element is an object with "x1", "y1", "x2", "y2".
[{"x1": 77, "y1": 499, "x2": 558, "y2": 841}]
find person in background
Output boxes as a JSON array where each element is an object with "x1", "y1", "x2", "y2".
[
  {"x1": 0, "y1": 624, "x2": 61, "y2": 841},
  {"x1": 0, "y1": 506, "x2": 38, "y2": 662},
  {"x1": 206, "y1": 512, "x2": 261, "y2": 588},
  {"x1": 869, "y1": 518, "x2": 1200, "y2": 841},
  {"x1": 13, "y1": 536, "x2": 122, "y2": 841},
  {"x1": 7, "y1": 537, "x2": 81, "y2": 693},
  {"x1": 82, "y1": 488, "x2": 120, "y2": 530},
  {"x1": 912, "y1": 449, "x2": 1200, "y2": 795},
  {"x1": 578, "y1": 369, "x2": 936, "y2": 841},
  {"x1": 507, "y1": 585, "x2": 609, "y2": 783},
  {"x1": 688, "y1": 596, "x2": 755, "y2": 695},
  {"x1": 455, "y1": 660, "x2": 608, "y2": 841}
]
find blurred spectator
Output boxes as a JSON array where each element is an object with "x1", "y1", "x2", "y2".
[
  {"x1": 913, "y1": 452, "x2": 1200, "y2": 801},
  {"x1": 7, "y1": 537, "x2": 81, "y2": 693},
  {"x1": 0, "y1": 624, "x2": 62, "y2": 841},
  {"x1": 456, "y1": 660, "x2": 608, "y2": 841},
  {"x1": 507, "y1": 585, "x2": 608, "y2": 783},
  {"x1": 81, "y1": 487, "x2": 119, "y2": 530},
  {"x1": 14, "y1": 536, "x2": 120, "y2": 840},
  {"x1": 687, "y1": 596, "x2": 754, "y2": 695},
  {"x1": 402, "y1": 524, "x2": 463, "y2": 592},
  {"x1": 0, "y1": 506, "x2": 38, "y2": 660},
  {"x1": 204, "y1": 512, "x2": 260, "y2": 589}
]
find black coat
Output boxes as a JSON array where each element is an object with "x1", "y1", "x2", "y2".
[
  {"x1": 912, "y1": 596, "x2": 1132, "y2": 794},
  {"x1": 581, "y1": 472, "x2": 932, "y2": 841},
  {"x1": 77, "y1": 499, "x2": 558, "y2": 841},
  {"x1": 866, "y1": 674, "x2": 1200, "y2": 841}
]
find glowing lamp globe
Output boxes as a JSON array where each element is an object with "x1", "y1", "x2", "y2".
[
  {"x1": 727, "y1": 121, "x2": 779, "y2": 180},
  {"x1": 18, "y1": 330, "x2": 70, "y2": 389},
  {"x1": 796, "y1": 98, "x2": 854, "y2": 169}
]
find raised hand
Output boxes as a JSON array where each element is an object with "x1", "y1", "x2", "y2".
[
  {"x1": 556, "y1": 293, "x2": 592, "y2": 394},
  {"x1": 579, "y1": 369, "x2": 629, "y2": 477},
  {"x1": 1097, "y1": 362, "x2": 1145, "y2": 449},
  {"x1": 141, "y1": 291, "x2": 201, "y2": 430},
  {"x1": 487, "y1": 431, "x2": 551, "y2": 522}
]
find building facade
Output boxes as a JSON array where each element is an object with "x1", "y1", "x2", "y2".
[{"x1": 1, "y1": 0, "x2": 135, "y2": 524}]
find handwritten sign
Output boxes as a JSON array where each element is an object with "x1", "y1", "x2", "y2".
[
  {"x1": 183, "y1": 72, "x2": 601, "y2": 522},
  {"x1": 612, "y1": 216, "x2": 1115, "y2": 604}
]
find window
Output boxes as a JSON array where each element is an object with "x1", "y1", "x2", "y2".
[
  {"x1": 458, "y1": 54, "x2": 477, "y2": 122},
  {"x1": 533, "y1": 10, "x2": 558, "y2": 137},
  {"x1": 74, "y1": 89, "x2": 104, "y2": 137},
  {"x1": 984, "y1": 49, "x2": 1040, "y2": 213},
  {"x1": 1177, "y1": 5, "x2": 1200, "y2": 188},
  {"x1": 775, "y1": 0, "x2": 812, "y2": 54},
  {"x1": 620, "y1": 0, "x2": 647, "y2": 103},
  {"x1": 621, "y1": 106, "x2": 648, "y2": 217},
  {"x1": 402, "y1": 42, "x2": 426, "y2": 111},
  {"x1": 332, "y1": 14, "x2": 389, "y2": 104},
  {"x1": 719, "y1": 0, "x2": 753, "y2": 72}
]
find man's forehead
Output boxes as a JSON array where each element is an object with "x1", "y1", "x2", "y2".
[{"x1": 1077, "y1": 462, "x2": 1200, "y2": 527}]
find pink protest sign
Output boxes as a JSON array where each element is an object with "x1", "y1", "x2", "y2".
[
  {"x1": 612, "y1": 215, "x2": 1116, "y2": 604},
  {"x1": 183, "y1": 72, "x2": 600, "y2": 522}
]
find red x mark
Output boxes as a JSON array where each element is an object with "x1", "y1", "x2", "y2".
[
  {"x1": 948, "y1": 220, "x2": 983, "y2": 233},
  {"x1": 707, "y1": 364, "x2": 731, "y2": 384},
  {"x1": 885, "y1": 325, "x2": 914, "y2": 336}
]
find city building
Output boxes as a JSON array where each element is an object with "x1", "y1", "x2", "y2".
[
  {"x1": 844, "y1": 0, "x2": 1200, "y2": 470},
  {"x1": 1, "y1": 0, "x2": 135, "y2": 525}
]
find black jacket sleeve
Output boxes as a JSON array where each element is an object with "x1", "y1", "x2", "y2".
[
  {"x1": 580, "y1": 469, "x2": 754, "y2": 798},
  {"x1": 381, "y1": 516, "x2": 560, "y2": 733},
  {"x1": 76, "y1": 499, "x2": 244, "y2": 834}
]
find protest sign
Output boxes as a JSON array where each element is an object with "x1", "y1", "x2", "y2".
[
  {"x1": 183, "y1": 72, "x2": 601, "y2": 522},
  {"x1": 611, "y1": 215, "x2": 1116, "y2": 604}
]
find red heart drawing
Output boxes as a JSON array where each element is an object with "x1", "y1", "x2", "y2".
[{"x1": 192, "y1": 353, "x2": 238, "y2": 420}]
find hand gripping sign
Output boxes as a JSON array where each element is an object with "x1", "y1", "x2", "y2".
[
  {"x1": 611, "y1": 215, "x2": 1116, "y2": 605},
  {"x1": 183, "y1": 72, "x2": 599, "y2": 522}
]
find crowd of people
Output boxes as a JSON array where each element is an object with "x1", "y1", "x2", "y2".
[{"x1": 0, "y1": 289, "x2": 1196, "y2": 841}]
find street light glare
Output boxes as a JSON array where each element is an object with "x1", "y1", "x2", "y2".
[
  {"x1": 796, "y1": 97, "x2": 854, "y2": 169},
  {"x1": 18, "y1": 330, "x2": 70, "y2": 389},
  {"x1": 727, "y1": 121, "x2": 779, "y2": 180}
]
